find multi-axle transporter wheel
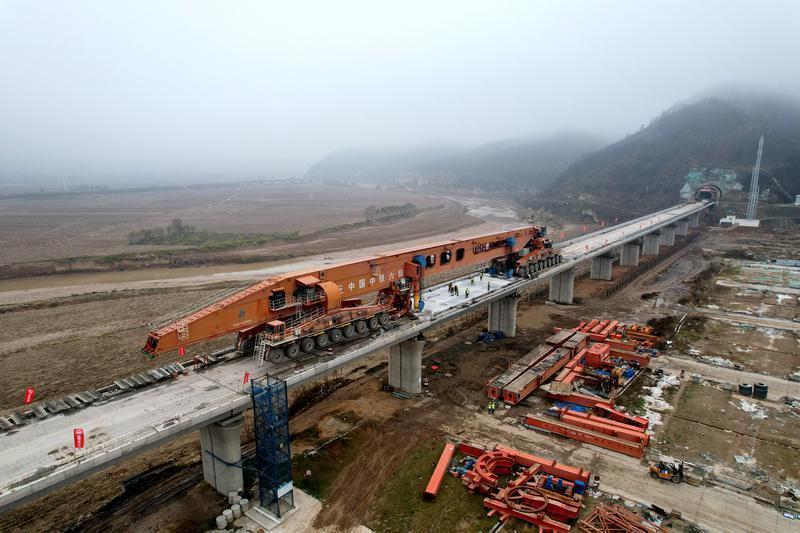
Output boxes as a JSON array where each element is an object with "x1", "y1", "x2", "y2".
[
  {"x1": 329, "y1": 328, "x2": 343, "y2": 343},
  {"x1": 377, "y1": 312, "x2": 389, "y2": 326},
  {"x1": 238, "y1": 336, "x2": 256, "y2": 355},
  {"x1": 354, "y1": 320, "x2": 368, "y2": 335},
  {"x1": 368, "y1": 317, "x2": 379, "y2": 330},
  {"x1": 316, "y1": 333, "x2": 331, "y2": 348},
  {"x1": 343, "y1": 324, "x2": 357, "y2": 338},
  {"x1": 299, "y1": 337, "x2": 315, "y2": 352},
  {"x1": 284, "y1": 343, "x2": 300, "y2": 358},
  {"x1": 268, "y1": 348, "x2": 285, "y2": 364}
]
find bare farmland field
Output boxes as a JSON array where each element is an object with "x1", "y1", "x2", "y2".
[{"x1": 0, "y1": 182, "x2": 475, "y2": 266}]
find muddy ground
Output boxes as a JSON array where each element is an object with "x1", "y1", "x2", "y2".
[{"x1": 3, "y1": 223, "x2": 799, "y2": 532}]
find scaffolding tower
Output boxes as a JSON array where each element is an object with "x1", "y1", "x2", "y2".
[{"x1": 251, "y1": 376, "x2": 294, "y2": 518}]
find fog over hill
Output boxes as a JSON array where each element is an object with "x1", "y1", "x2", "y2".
[
  {"x1": 304, "y1": 131, "x2": 606, "y2": 190},
  {"x1": 542, "y1": 92, "x2": 800, "y2": 212}
]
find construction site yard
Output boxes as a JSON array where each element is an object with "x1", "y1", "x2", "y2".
[{"x1": 2, "y1": 221, "x2": 800, "y2": 532}]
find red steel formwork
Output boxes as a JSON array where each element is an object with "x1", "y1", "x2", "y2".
[
  {"x1": 593, "y1": 403, "x2": 649, "y2": 430},
  {"x1": 502, "y1": 348, "x2": 572, "y2": 405},
  {"x1": 523, "y1": 414, "x2": 645, "y2": 458},
  {"x1": 558, "y1": 412, "x2": 650, "y2": 446},
  {"x1": 423, "y1": 442, "x2": 456, "y2": 500}
]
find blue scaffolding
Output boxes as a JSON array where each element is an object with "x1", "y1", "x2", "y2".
[{"x1": 251, "y1": 376, "x2": 294, "y2": 517}]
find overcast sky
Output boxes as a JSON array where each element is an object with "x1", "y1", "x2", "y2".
[{"x1": 1, "y1": 0, "x2": 798, "y2": 179}]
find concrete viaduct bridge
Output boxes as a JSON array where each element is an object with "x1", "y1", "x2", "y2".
[{"x1": 0, "y1": 201, "x2": 713, "y2": 513}]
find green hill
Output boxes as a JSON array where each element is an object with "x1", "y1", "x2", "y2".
[{"x1": 543, "y1": 94, "x2": 800, "y2": 213}]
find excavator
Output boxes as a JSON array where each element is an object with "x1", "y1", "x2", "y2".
[{"x1": 142, "y1": 226, "x2": 562, "y2": 363}]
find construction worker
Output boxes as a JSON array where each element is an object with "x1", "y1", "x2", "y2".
[
  {"x1": 487, "y1": 281, "x2": 491, "y2": 291},
  {"x1": 470, "y1": 277, "x2": 475, "y2": 285},
  {"x1": 487, "y1": 399, "x2": 495, "y2": 415},
  {"x1": 455, "y1": 285, "x2": 459, "y2": 296},
  {"x1": 465, "y1": 288, "x2": 470, "y2": 299},
  {"x1": 480, "y1": 272, "x2": 484, "y2": 281}
]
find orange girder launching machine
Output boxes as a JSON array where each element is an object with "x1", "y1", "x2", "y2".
[{"x1": 143, "y1": 226, "x2": 561, "y2": 363}]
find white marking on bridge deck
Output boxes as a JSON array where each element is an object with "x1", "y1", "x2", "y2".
[{"x1": 421, "y1": 275, "x2": 515, "y2": 315}]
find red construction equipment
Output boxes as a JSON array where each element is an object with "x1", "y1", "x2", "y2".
[
  {"x1": 486, "y1": 345, "x2": 556, "y2": 400},
  {"x1": 487, "y1": 329, "x2": 590, "y2": 404},
  {"x1": 593, "y1": 403, "x2": 649, "y2": 430},
  {"x1": 502, "y1": 348, "x2": 572, "y2": 405},
  {"x1": 558, "y1": 410, "x2": 650, "y2": 446},
  {"x1": 142, "y1": 226, "x2": 562, "y2": 361},
  {"x1": 523, "y1": 414, "x2": 645, "y2": 458},
  {"x1": 580, "y1": 503, "x2": 665, "y2": 532},
  {"x1": 423, "y1": 442, "x2": 456, "y2": 500},
  {"x1": 458, "y1": 443, "x2": 590, "y2": 531}
]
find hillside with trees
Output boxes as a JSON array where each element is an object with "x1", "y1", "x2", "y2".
[{"x1": 542, "y1": 93, "x2": 800, "y2": 213}]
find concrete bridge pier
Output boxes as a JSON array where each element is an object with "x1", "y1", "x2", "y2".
[
  {"x1": 675, "y1": 219, "x2": 689, "y2": 236},
  {"x1": 689, "y1": 212, "x2": 700, "y2": 228},
  {"x1": 661, "y1": 225, "x2": 676, "y2": 246},
  {"x1": 487, "y1": 293, "x2": 520, "y2": 337},
  {"x1": 200, "y1": 414, "x2": 244, "y2": 497},
  {"x1": 590, "y1": 253, "x2": 615, "y2": 280},
  {"x1": 388, "y1": 335, "x2": 425, "y2": 394},
  {"x1": 548, "y1": 267, "x2": 576, "y2": 304},
  {"x1": 642, "y1": 232, "x2": 661, "y2": 256},
  {"x1": 620, "y1": 242, "x2": 641, "y2": 266}
]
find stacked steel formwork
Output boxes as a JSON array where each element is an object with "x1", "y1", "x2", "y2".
[
  {"x1": 251, "y1": 376, "x2": 294, "y2": 518},
  {"x1": 579, "y1": 503, "x2": 665, "y2": 532}
]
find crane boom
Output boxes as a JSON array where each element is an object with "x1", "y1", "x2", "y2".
[{"x1": 143, "y1": 226, "x2": 561, "y2": 359}]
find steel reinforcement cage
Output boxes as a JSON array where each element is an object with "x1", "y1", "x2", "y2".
[{"x1": 251, "y1": 376, "x2": 294, "y2": 517}]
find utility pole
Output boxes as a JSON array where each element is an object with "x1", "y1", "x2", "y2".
[{"x1": 746, "y1": 135, "x2": 764, "y2": 220}]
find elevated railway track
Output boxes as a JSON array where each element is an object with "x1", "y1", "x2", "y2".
[{"x1": 0, "y1": 201, "x2": 713, "y2": 513}]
